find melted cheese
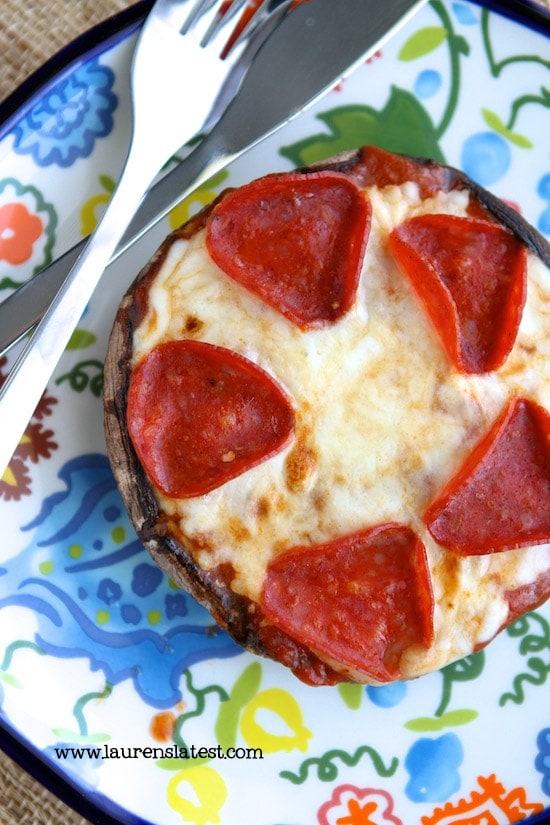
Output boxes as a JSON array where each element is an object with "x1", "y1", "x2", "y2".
[{"x1": 132, "y1": 182, "x2": 550, "y2": 681}]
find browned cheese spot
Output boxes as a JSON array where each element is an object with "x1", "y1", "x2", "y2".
[
  {"x1": 184, "y1": 315, "x2": 204, "y2": 334},
  {"x1": 285, "y1": 439, "x2": 317, "y2": 493}
]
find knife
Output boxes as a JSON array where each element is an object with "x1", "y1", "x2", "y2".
[{"x1": 0, "y1": 0, "x2": 426, "y2": 357}]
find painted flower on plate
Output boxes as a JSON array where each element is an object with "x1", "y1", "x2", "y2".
[
  {"x1": 11, "y1": 59, "x2": 117, "y2": 168},
  {"x1": 0, "y1": 357, "x2": 58, "y2": 500},
  {"x1": 0, "y1": 179, "x2": 56, "y2": 284},
  {"x1": 0, "y1": 202, "x2": 41, "y2": 265},
  {"x1": 318, "y1": 784, "x2": 403, "y2": 825},
  {"x1": 404, "y1": 734, "x2": 463, "y2": 802}
]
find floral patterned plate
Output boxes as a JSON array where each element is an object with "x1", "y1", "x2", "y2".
[{"x1": 0, "y1": 2, "x2": 549, "y2": 823}]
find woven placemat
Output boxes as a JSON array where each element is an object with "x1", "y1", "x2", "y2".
[
  {"x1": 0, "y1": 0, "x2": 131, "y2": 104},
  {"x1": 0, "y1": 749, "x2": 91, "y2": 825}
]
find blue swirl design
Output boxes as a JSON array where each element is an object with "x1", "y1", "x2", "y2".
[
  {"x1": 536, "y1": 727, "x2": 550, "y2": 796},
  {"x1": 11, "y1": 60, "x2": 117, "y2": 168},
  {"x1": 0, "y1": 455, "x2": 241, "y2": 708}
]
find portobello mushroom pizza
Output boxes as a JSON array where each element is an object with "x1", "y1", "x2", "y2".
[{"x1": 104, "y1": 145, "x2": 550, "y2": 687}]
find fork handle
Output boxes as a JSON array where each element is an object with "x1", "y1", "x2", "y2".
[{"x1": 0, "y1": 150, "x2": 160, "y2": 477}]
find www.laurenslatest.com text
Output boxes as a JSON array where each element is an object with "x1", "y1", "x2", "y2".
[{"x1": 54, "y1": 744, "x2": 263, "y2": 761}]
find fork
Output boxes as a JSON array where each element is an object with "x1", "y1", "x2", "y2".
[{"x1": 0, "y1": 0, "x2": 291, "y2": 477}]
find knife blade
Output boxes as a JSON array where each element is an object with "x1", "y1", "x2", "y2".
[{"x1": 0, "y1": 0, "x2": 426, "y2": 356}]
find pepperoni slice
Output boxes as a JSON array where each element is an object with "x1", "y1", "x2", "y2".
[
  {"x1": 352, "y1": 145, "x2": 451, "y2": 199},
  {"x1": 206, "y1": 171, "x2": 370, "y2": 328},
  {"x1": 425, "y1": 398, "x2": 550, "y2": 554},
  {"x1": 262, "y1": 524, "x2": 434, "y2": 682},
  {"x1": 127, "y1": 340, "x2": 294, "y2": 498},
  {"x1": 505, "y1": 568, "x2": 550, "y2": 626},
  {"x1": 389, "y1": 214, "x2": 526, "y2": 373}
]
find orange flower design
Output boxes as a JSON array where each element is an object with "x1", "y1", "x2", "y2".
[
  {"x1": 337, "y1": 798, "x2": 379, "y2": 825},
  {"x1": 422, "y1": 774, "x2": 544, "y2": 825},
  {"x1": 0, "y1": 202, "x2": 43, "y2": 265}
]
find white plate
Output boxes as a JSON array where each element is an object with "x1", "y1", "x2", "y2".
[{"x1": 0, "y1": 2, "x2": 549, "y2": 823}]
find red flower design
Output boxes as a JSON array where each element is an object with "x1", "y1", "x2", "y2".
[
  {"x1": 0, "y1": 202, "x2": 43, "y2": 265},
  {"x1": 0, "y1": 357, "x2": 59, "y2": 501},
  {"x1": 34, "y1": 391, "x2": 58, "y2": 420},
  {"x1": 16, "y1": 422, "x2": 57, "y2": 463},
  {"x1": 366, "y1": 50, "x2": 383, "y2": 64},
  {"x1": 0, "y1": 457, "x2": 32, "y2": 501},
  {"x1": 318, "y1": 785, "x2": 403, "y2": 825}
]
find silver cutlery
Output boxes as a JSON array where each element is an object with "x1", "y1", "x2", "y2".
[
  {"x1": 0, "y1": 0, "x2": 295, "y2": 476},
  {"x1": 0, "y1": 0, "x2": 428, "y2": 357}
]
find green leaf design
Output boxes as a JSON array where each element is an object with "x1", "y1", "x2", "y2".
[
  {"x1": 338, "y1": 682, "x2": 363, "y2": 710},
  {"x1": 66, "y1": 329, "x2": 97, "y2": 351},
  {"x1": 52, "y1": 729, "x2": 110, "y2": 744},
  {"x1": 99, "y1": 174, "x2": 116, "y2": 193},
  {"x1": 280, "y1": 88, "x2": 445, "y2": 169},
  {"x1": 0, "y1": 672, "x2": 22, "y2": 688},
  {"x1": 455, "y1": 35, "x2": 470, "y2": 57},
  {"x1": 398, "y1": 26, "x2": 448, "y2": 61},
  {"x1": 405, "y1": 709, "x2": 478, "y2": 731},
  {"x1": 404, "y1": 717, "x2": 441, "y2": 732},
  {"x1": 481, "y1": 108, "x2": 506, "y2": 132},
  {"x1": 482, "y1": 108, "x2": 533, "y2": 148},
  {"x1": 503, "y1": 132, "x2": 532, "y2": 149},
  {"x1": 215, "y1": 662, "x2": 262, "y2": 750}
]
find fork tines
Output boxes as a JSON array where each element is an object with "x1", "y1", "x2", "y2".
[{"x1": 182, "y1": 0, "x2": 278, "y2": 57}]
